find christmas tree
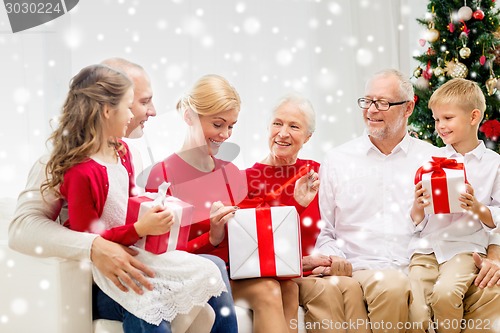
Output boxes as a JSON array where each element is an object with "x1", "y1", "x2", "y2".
[{"x1": 409, "y1": 0, "x2": 500, "y2": 152}]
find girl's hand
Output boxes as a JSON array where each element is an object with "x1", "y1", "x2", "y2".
[
  {"x1": 411, "y1": 181, "x2": 430, "y2": 225},
  {"x1": 134, "y1": 205, "x2": 174, "y2": 237},
  {"x1": 294, "y1": 170, "x2": 320, "y2": 207},
  {"x1": 209, "y1": 201, "x2": 238, "y2": 246}
]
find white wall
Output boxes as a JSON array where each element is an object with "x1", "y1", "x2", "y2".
[{"x1": 0, "y1": 0, "x2": 428, "y2": 199}]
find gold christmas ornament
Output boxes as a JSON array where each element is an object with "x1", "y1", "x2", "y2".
[
  {"x1": 459, "y1": 47, "x2": 471, "y2": 59},
  {"x1": 445, "y1": 60, "x2": 468, "y2": 78},
  {"x1": 445, "y1": 61, "x2": 456, "y2": 74},
  {"x1": 426, "y1": 28, "x2": 440, "y2": 43},
  {"x1": 433, "y1": 66, "x2": 445, "y2": 77},
  {"x1": 413, "y1": 67, "x2": 423, "y2": 78},
  {"x1": 496, "y1": 77, "x2": 500, "y2": 90},
  {"x1": 485, "y1": 76, "x2": 498, "y2": 96}
]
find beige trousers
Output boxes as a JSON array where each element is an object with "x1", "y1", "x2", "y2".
[
  {"x1": 352, "y1": 269, "x2": 411, "y2": 333},
  {"x1": 462, "y1": 280, "x2": 500, "y2": 333},
  {"x1": 408, "y1": 253, "x2": 477, "y2": 333},
  {"x1": 297, "y1": 275, "x2": 370, "y2": 333}
]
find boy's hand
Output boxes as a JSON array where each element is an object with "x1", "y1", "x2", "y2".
[
  {"x1": 461, "y1": 184, "x2": 495, "y2": 228},
  {"x1": 134, "y1": 205, "x2": 174, "y2": 237},
  {"x1": 460, "y1": 183, "x2": 479, "y2": 212},
  {"x1": 411, "y1": 181, "x2": 430, "y2": 225}
]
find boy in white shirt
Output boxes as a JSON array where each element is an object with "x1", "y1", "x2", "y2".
[{"x1": 409, "y1": 78, "x2": 500, "y2": 333}]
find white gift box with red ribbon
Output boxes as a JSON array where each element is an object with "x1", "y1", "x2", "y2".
[
  {"x1": 415, "y1": 157, "x2": 467, "y2": 215},
  {"x1": 227, "y1": 205, "x2": 302, "y2": 280},
  {"x1": 421, "y1": 169, "x2": 466, "y2": 214},
  {"x1": 126, "y1": 182, "x2": 193, "y2": 254}
]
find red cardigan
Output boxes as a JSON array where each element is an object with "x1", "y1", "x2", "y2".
[
  {"x1": 245, "y1": 159, "x2": 322, "y2": 259},
  {"x1": 60, "y1": 141, "x2": 141, "y2": 245}
]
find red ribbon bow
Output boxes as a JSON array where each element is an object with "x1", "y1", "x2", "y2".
[
  {"x1": 414, "y1": 157, "x2": 465, "y2": 184},
  {"x1": 414, "y1": 157, "x2": 467, "y2": 214}
]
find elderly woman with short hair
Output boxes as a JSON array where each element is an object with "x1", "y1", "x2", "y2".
[{"x1": 245, "y1": 94, "x2": 370, "y2": 333}]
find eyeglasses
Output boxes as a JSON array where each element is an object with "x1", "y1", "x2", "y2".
[{"x1": 357, "y1": 98, "x2": 409, "y2": 111}]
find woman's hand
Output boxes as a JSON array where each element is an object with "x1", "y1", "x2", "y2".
[
  {"x1": 134, "y1": 205, "x2": 174, "y2": 237},
  {"x1": 294, "y1": 170, "x2": 320, "y2": 207},
  {"x1": 302, "y1": 254, "x2": 332, "y2": 272},
  {"x1": 209, "y1": 201, "x2": 238, "y2": 246},
  {"x1": 311, "y1": 255, "x2": 352, "y2": 277}
]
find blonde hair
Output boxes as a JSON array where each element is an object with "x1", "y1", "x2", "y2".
[
  {"x1": 177, "y1": 74, "x2": 241, "y2": 116},
  {"x1": 429, "y1": 78, "x2": 486, "y2": 120},
  {"x1": 42, "y1": 64, "x2": 133, "y2": 197}
]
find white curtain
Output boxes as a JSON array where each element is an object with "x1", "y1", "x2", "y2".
[{"x1": 0, "y1": 0, "x2": 428, "y2": 198}]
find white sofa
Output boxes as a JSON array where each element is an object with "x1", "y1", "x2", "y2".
[{"x1": 1, "y1": 198, "x2": 305, "y2": 333}]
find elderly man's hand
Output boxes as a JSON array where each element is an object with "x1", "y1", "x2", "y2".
[
  {"x1": 473, "y1": 247, "x2": 500, "y2": 288},
  {"x1": 294, "y1": 170, "x2": 320, "y2": 207},
  {"x1": 311, "y1": 255, "x2": 352, "y2": 277},
  {"x1": 302, "y1": 254, "x2": 332, "y2": 272},
  {"x1": 90, "y1": 237, "x2": 155, "y2": 295}
]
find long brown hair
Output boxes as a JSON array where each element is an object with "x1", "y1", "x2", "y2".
[{"x1": 42, "y1": 64, "x2": 132, "y2": 197}]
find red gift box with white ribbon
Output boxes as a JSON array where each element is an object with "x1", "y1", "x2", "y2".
[
  {"x1": 126, "y1": 183, "x2": 193, "y2": 254},
  {"x1": 414, "y1": 157, "x2": 467, "y2": 214}
]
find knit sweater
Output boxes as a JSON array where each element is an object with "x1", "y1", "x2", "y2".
[{"x1": 59, "y1": 141, "x2": 141, "y2": 245}]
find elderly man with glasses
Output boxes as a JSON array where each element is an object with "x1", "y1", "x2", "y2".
[{"x1": 312, "y1": 69, "x2": 500, "y2": 333}]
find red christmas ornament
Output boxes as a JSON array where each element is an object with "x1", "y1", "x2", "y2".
[
  {"x1": 473, "y1": 9, "x2": 485, "y2": 20},
  {"x1": 447, "y1": 22, "x2": 455, "y2": 32},
  {"x1": 479, "y1": 119, "x2": 500, "y2": 141},
  {"x1": 460, "y1": 20, "x2": 470, "y2": 36},
  {"x1": 423, "y1": 60, "x2": 433, "y2": 80},
  {"x1": 413, "y1": 94, "x2": 419, "y2": 104},
  {"x1": 480, "y1": 55, "x2": 487, "y2": 65}
]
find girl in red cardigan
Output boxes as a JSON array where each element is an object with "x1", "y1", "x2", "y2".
[{"x1": 41, "y1": 64, "x2": 225, "y2": 333}]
